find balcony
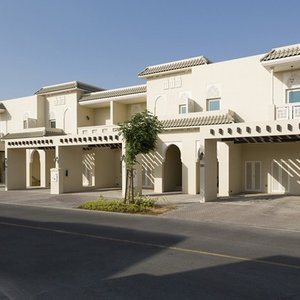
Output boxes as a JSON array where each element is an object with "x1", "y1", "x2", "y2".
[{"x1": 275, "y1": 104, "x2": 300, "y2": 120}]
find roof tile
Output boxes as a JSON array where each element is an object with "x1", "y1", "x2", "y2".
[
  {"x1": 79, "y1": 85, "x2": 146, "y2": 102},
  {"x1": 138, "y1": 56, "x2": 210, "y2": 77},
  {"x1": 35, "y1": 81, "x2": 103, "y2": 95},
  {"x1": 161, "y1": 112, "x2": 235, "y2": 129},
  {"x1": 261, "y1": 45, "x2": 300, "y2": 62}
]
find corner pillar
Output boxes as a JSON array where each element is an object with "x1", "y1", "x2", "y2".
[
  {"x1": 200, "y1": 139, "x2": 218, "y2": 202},
  {"x1": 5, "y1": 148, "x2": 26, "y2": 190}
]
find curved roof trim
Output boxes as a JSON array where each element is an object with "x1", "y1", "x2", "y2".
[
  {"x1": 161, "y1": 112, "x2": 235, "y2": 129},
  {"x1": 35, "y1": 81, "x2": 104, "y2": 95},
  {"x1": 138, "y1": 56, "x2": 211, "y2": 77},
  {"x1": 79, "y1": 84, "x2": 146, "y2": 102},
  {"x1": 261, "y1": 44, "x2": 300, "y2": 62}
]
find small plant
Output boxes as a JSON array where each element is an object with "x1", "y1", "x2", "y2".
[
  {"x1": 78, "y1": 196, "x2": 172, "y2": 215},
  {"x1": 79, "y1": 199, "x2": 152, "y2": 214},
  {"x1": 134, "y1": 195, "x2": 157, "y2": 208}
]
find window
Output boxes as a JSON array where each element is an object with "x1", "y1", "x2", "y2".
[
  {"x1": 179, "y1": 104, "x2": 187, "y2": 114},
  {"x1": 23, "y1": 112, "x2": 29, "y2": 129},
  {"x1": 23, "y1": 120, "x2": 28, "y2": 129},
  {"x1": 49, "y1": 119, "x2": 56, "y2": 128},
  {"x1": 287, "y1": 89, "x2": 300, "y2": 104},
  {"x1": 207, "y1": 98, "x2": 220, "y2": 111}
]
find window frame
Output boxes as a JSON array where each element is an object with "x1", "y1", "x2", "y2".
[
  {"x1": 49, "y1": 119, "x2": 56, "y2": 129},
  {"x1": 207, "y1": 98, "x2": 221, "y2": 111},
  {"x1": 286, "y1": 88, "x2": 300, "y2": 104},
  {"x1": 179, "y1": 104, "x2": 187, "y2": 114},
  {"x1": 23, "y1": 119, "x2": 28, "y2": 129}
]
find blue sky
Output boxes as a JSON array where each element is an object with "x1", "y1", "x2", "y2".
[{"x1": 0, "y1": 0, "x2": 300, "y2": 99}]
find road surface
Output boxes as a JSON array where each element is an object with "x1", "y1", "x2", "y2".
[{"x1": 0, "y1": 204, "x2": 299, "y2": 299}]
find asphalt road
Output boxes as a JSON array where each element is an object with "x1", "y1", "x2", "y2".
[{"x1": 0, "y1": 204, "x2": 299, "y2": 300}]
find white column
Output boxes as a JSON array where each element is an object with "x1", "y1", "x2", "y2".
[
  {"x1": 26, "y1": 149, "x2": 31, "y2": 187},
  {"x1": 218, "y1": 141, "x2": 230, "y2": 197},
  {"x1": 200, "y1": 139, "x2": 218, "y2": 202},
  {"x1": 39, "y1": 150, "x2": 46, "y2": 188},
  {"x1": 5, "y1": 148, "x2": 26, "y2": 190},
  {"x1": 121, "y1": 144, "x2": 126, "y2": 198},
  {"x1": 50, "y1": 146, "x2": 63, "y2": 194}
]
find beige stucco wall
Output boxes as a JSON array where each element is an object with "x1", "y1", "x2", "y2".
[
  {"x1": 151, "y1": 130, "x2": 200, "y2": 194},
  {"x1": 94, "y1": 107, "x2": 111, "y2": 126},
  {"x1": 217, "y1": 141, "x2": 300, "y2": 195},
  {"x1": 58, "y1": 146, "x2": 83, "y2": 192},
  {"x1": 146, "y1": 71, "x2": 195, "y2": 118},
  {"x1": 192, "y1": 55, "x2": 272, "y2": 123},
  {"x1": 77, "y1": 105, "x2": 95, "y2": 128},
  {"x1": 145, "y1": 55, "x2": 300, "y2": 124},
  {"x1": 36, "y1": 95, "x2": 46, "y2": 127},
  {"x1": 112, "y1": 102, "x2": 127, "y2": 125},
  {"x1": 95, "y1": 147, "x2": 121, "y2": 188},
  {"x1": 0, "y1": 151, "x2": 4, "y2": 183},
  {"x1": 273, "y1": 69, "x2": 300, "y2": 107},
  {"x1": 46, "y1": 93, "x2": 78, "y2": 134},
  {"x1": 241, "y1": 142, "x2": 300, "y2": 194},
  {"x1": 6, "y1": 148, "x2": 26, "y2": 190},
  {"x1": 0, "y1": 96, "x2": 39, "y2": 134}
]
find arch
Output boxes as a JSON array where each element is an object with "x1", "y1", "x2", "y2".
[
  {"x1": 206, "y1": 85, "x2": 221, "y2": 99},
  {"x1": 63, "y1": 107, "x2": 72, "y2": 133},
  {"x1": 163, "y1": 144, "x2": 182, "y2": 192},
  {"x1": 30, "y1": 150, "x2": 41, "y2": 186},
  {"x1": 153, "y1": 95, "x2": 166, "y2": 117}
]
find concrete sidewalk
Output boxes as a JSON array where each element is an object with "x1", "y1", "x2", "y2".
[{"x1": 0, "y1": 187, "x2": 299, "y2": 231}]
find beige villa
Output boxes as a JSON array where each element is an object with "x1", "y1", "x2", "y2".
[{"x1": 1, "y1": 43, "x2": 300, "y2": 201}]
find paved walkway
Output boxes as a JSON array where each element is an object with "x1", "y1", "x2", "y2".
[{"x1": 0, "y1": 187, "x2": 299, "y2": 231}]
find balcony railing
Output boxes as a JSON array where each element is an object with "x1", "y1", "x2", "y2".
[
  {"x1": 77, "y1": 125, "x2": 119, "y2": 135},
  {"x1": 275, "y1": 104, "x2": 300, "y2": 120}
]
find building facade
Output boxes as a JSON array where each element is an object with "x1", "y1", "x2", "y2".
[{"x1": 1, "y1": 43, "x2": 300, "y2": 201}]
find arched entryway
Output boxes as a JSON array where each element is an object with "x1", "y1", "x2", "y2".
[
  {"x1": 31, "y1": 150, "x2": 41, "y2": 186},
  {"x1": 163, "y1": 144, "x2": 182, "y2": 192}
]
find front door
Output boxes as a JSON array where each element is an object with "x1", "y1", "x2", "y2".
[
  {"x1": 271, "y1": 159, "x2": 289, "y2": 193},
  {"x1": 245, "y1": 161, "x2": 261, "y2": 192}
]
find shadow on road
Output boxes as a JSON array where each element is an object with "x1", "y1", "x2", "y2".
[{"x1": 0, "y1": 214, "x2": 299, "y2": 299}]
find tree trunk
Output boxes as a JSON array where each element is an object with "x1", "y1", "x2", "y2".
[
  {"x1": 124, "y1": 169, "x2": 129, "y2": 203},
  {"x1": 131, "y1": 169, "x2": 134, "y2": 203}
]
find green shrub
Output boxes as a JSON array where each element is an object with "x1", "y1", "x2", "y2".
[
  {"x1": 79, "y1": 199, "x2": 153, "y2": 214},
  {"x1": 134, "y1": 195, "x2": 157, "y2": 208}
]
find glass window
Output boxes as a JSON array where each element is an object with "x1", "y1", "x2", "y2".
[
  {"x1": 287, "y1": 89, "x2": 300, "y2": 103},
  {"x1": 179, "y1": 104, "x2": 187, "y2": 114},
  {"x1": 207, "y1": 98, "x2": 220, "y2": 111},
  {"x1": 23, "y1": 120, "x2": 28, "y2": 129},
  {"x1": 49, "y1": 119, "x2": 56, "y2": 128}
]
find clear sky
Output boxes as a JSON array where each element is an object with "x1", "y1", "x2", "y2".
[{"x1": 0, "y1": 0, "x2": 300, "y2": 100}]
